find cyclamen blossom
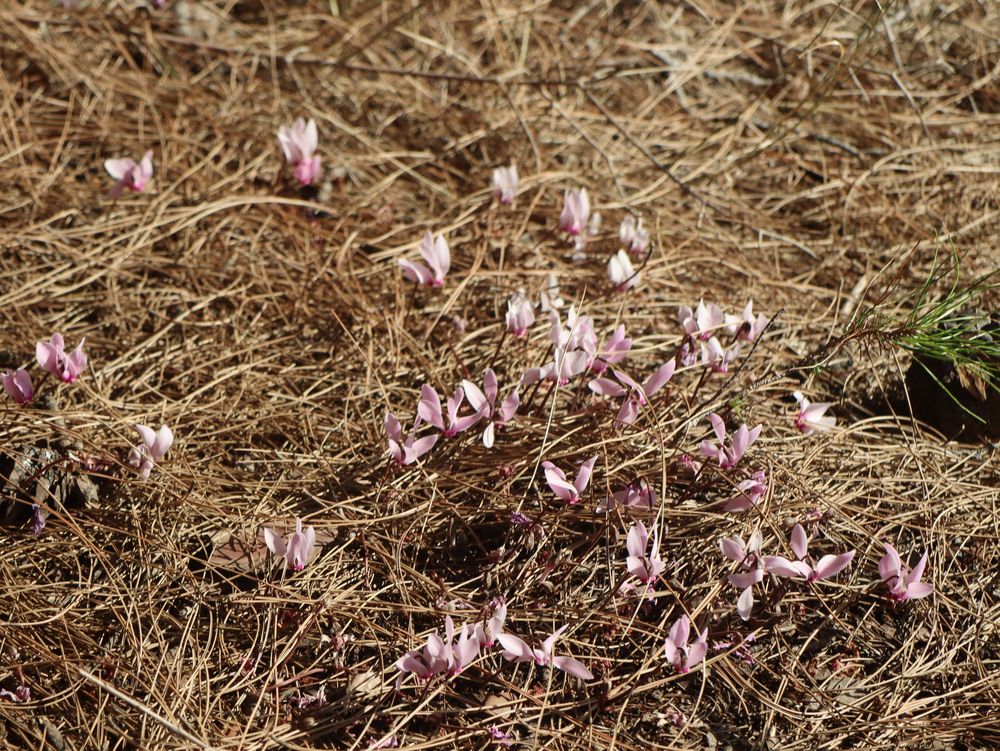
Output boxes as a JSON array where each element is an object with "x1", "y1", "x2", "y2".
[
  {"x1": 128, "y1": 424, "x2": 173, "y2": 480},
  {"x1": 626, "y1": 521, "x2": 665, "y2": 585},
  {"x1": 462, "y1": 370, "x2": 519, "y2": 448},
  {"x1": 699, "y1": 413, "x2": 762, "y2": 470},
  {"x1": 619, "y1": 215, "x2": 649, "y2": 256},
  {"x1": 734, "y1": 301, "x2": 769, "y2": 342},
  {"x1": 763, "y1": 523, "x2": 855, "y2": 583},
  {"x1": 477, "y1": 597, "x2": 507, "y2": 647},
  {"x1": 385, "y1": 412, "x2": 438, "y2": 465},
  {"x1": 723, "y1": 470, "x2": 768, "y2": 512},
  {"x1": 590, "y1": 362, "x2": 676, "y2": 426},
  {"x1": 395, "y1": 616, "x2": 480, "y2": 685},
  {"x1": 598, "y1": 481, "x2": 656, "y2": 516},
  {"x1": 607, "y1": 250, "x2": 640, "y2": 291},
  {"x1": 2, "y1": 369, "x2": 33, "y2": 405},
  {"x1": 720, "y1": 531, "x2": 765, "y2": 620},
  {"x1": 505, "y1": 292, "x2": 535, "y2": 337},
  {"x1": 542, "y1": 456, "x2": 597, "y2": 505},
  {"x1": 879, "y1": 543, "x2": 933, "y2": 601},
  {"x1": 590, "y1": 325, "x2": 631, "y2": 374},
  {"x1": 277, "y1": 118, "x2": 321, "y2": 185},
  {"x1": 492, "y1": 164, "x2": 518, "y2": 205},
  {"x1": 679, "y1": 300, "x2": 726, "y2": 341},
  {"x1": 700, "y1": 337, "x2": 740, "y2": 373},
  {"x1": 36, "y1": 333, "x2": 88, "y2": 383},
  {"x1": 793, "y1": 391, "x2": 837, "y2": 434},
  {"x1": 263, "y1": 516, "x2": 318, "y2": 572},
  {"x1": 497, "y1": 626, "x2": 593, "y2": 680},
  {"x1": 663, "y1": 615, "x2": 708, "y2": 674},
  {"x1": 419, "y1": 385, "x2": 482, "y2": 437},
  {"x1": 559, "y1": 188, "x2": 590, "y2": 236},
  {"x1": 399, "y1": 232, "x2": 451, "y2": 287},
  {"x1": 105, "y1": 151, "x2": 153, "y2": 197}
]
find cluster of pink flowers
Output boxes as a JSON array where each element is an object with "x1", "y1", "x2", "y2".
[
  {"x1": 263, "y1": 517, "x2": 318, "y2": 572},
  {"x1": 677, "y1": 299, "x2": 769, "y2": 372}
]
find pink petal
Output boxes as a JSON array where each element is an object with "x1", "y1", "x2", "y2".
[
  {"x1": 790, "y1": 524, "x2": 808, "y2": 561},
  {"x1": 736, "y1": 586, "x2": 754, "y2": 621},
  {"x1": 399, "y1": 259, "x2": 432, "y2": 285},
  {"x1": 813, "y1": 550, "x2": 855, "y2": 580},
  {"x1": 574, "y1": 456, "x2": 598, "y2": 494},
  {"x1": 497, "y1": 634, "x2": 534, "y2": 662},
  {"x1": 552, "y1": 655, "x2": 593, "y2": 680}
]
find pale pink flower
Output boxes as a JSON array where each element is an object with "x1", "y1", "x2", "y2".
[
  {"x1": 735, "y1": 301, "x2": 769, "y2": 342},
  {"x1": 278, "y1": 118, "x2": 321, "y2": 185},
  {"x1": 607, "y1": 250, "x2": 640, "y2": 291},
  {"x1": 462, "y1": 370, "x2": 519, "y2": 448},
  {"x1": 793, "y1": 391, "x2": 837, "y2": 434},
  {"x1": 589, "y1": 361, "x2": 676, "y2": 426},
  {"x1": 679, "y1": 300, "x2": 726, "y2": 341},
  {"x1": 700, "y1": 336, "x2": 740, "y2": 373},
  {"x1": 497, "y1": 626, "x2": 593, "y2": 680},
  {"x1": 30, "y1": 504, "x2": 46, "y2": 535},
  {"x1": 477, "y1": 597, "x2": 507, "y2": 647},
  {"x1": 399, "y1": 232, "x2": 451, "y2": 287},
  {"x1": 549, "y1": 307, "x2": 597, "y2": 354},
  {"x1": 492, "y1": 164, "x2": 519, "y2": 205},
  {"x1": 2, "y1": 369, "x2": 33, "y2": 405},
  {"x1": 598, "y1": 481, "x2": 656, "y2": 516},
  {"x1": 36, "y1": 333, "x2": 87, "y2": 383},
  {"x1": 419, "y1": 385, "x2": 482, "y2": 438},
  {"x1": 395, "y1": 616, "x2": 480, "y2": 685},
  {"x1": 663, "y1": 615, "x2": 708, "y2": 674},
  {"x1": 559, "y1": 188, "x2": 590, "y2": 236},
  {"x1": 590, "y1": 325, "x2": 631, "y2": 374},
  {"x1": 128, "y1": 424, "x2": 173, "y2": 480},
  {"x1": 264, "y1": 516, "x2": 318, "y2": 572},
  {"x1": 521, "y1": 348, "x2": 590, "y2": 387},
  {"x1": 720, "y1": 531, "x2": 765, "y2": 620},
  {"x1": 763, "y1": 523, "x2": 855, "y2": 582},
  {"x1": 619, "y1": 215, "x2": 649, "y2": 256},
  {"x1": 626, "y1": 520, "x2": 665, "y2": 585},
  {"x1": 0, "y1": 685, "x2": 29, "y2": 703},
  {"x1": 542, "y1": 456, "x2": 597, "y2": 505},
  {"x1": 385, "y1": 412, "x2": 438, "y2": 465},
  {"x1": 699, "y1": 414, "x2": 762, "y2": 470},
  {"x1": 505, "y1": 292, "x2": 535, "y2": 337},
  {"x1": 105, "y1": 151, "x2": 153, "y2": 197},
  {"x1": 723, "y1": 470, "x2": 768, "y2": 512},
  {"x1": 879, "y1": 543, "x2": 933, "y2": 601}
]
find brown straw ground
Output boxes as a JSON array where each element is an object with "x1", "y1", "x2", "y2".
[{"x1": 1, "y1": 1, "x2": 999, "y2": 749}]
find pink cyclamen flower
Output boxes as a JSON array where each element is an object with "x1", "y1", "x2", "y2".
[
  {"x1": 396, "y1": 616, "x2": 480, "y2": 685},
  {"x1": 793, "y1": 391, "x2": 837, "y2": 434},
  {"x1": 735, "y1": 301, "x2": 769, "y2": 342},
  {"x1": 264, "y1": 516, "x2": 317, "y2": 572},
  {"x1": 419, "y1": 385, "x2": 482, "y2": 438},
  {"x1": 2, "y1": 369, "x2": 33, "y2": 405},
  {"x1": 505, "y1": 292, "x2": 535, "y2": 337},
  {"x1": 720, "y1": 531, "x2": 765, "y2": 620},
  {"x1": 626, "y1": 520, "x2": 665, "y2": 585},
  {"x1": 128, "y1": 424, "x2": 173, "y2": 480},
  {"x1": 763, "y1": 523, "x2": 855, "y2": 582},
  {"x1": 699, "y1": 413, "x2": 762, "y2": 470},
  {"x1": 663, "y1": 615, "x2": 708, "y2": 674},
  {"x1": 559, "y1": 188, "x2": 590, "y2": 236},
  {"x1": 598, "y1": 481, "x2": 656, "y2": 516},
  {"x1": 619, "y1": 215, "x2": 649, "y2": 256},
  {"x1": 36, "y1": 333, "x2": 87, "y2": 383},
  {"x1": 590, "y1": 325, "x2": 632, "y2": 374},
  {"x1": 476, "y1": 597, "x2": 507, "y2": 647},
  {"x1": 462, "y1": 369, "x2": 519, "y2": 448},
  {"x1": 105, "y1": 151, "x2": 153, "y2": 198},
  {"x1": 879, "y1": 543, "x2": 933, "y2": 601},
  {"x1": 679, "y1": 300, "x2": 726, "y2": 341},
  {"x1": 492, "y1": 164, "x2": 519, "y2": 205},
  {"x1": 608, "y1": 250, "x2": 640, "y2": 291},
  {"x1": 399, "y1": 231, "x2": 451, "y2": 287},
  {"x1": 542, "y1": 456, "x2": 597, "y2": 505},
  {"x1": 590, "y1": 361, "x2": 676, "y2": 426},
  {"x1": 700, "y1": 336, "x2": 740, "y2": 373},
  {"x1": 277, "y1": 118, "x2": 321, "y2": 185},
  {"x1": 723, "y1": 470, "x2": 768, "y2": 512},
  {"x1": 385, "y1": 411, "x2": 438, "y2": 465},
  {"x1": 497, "y1": 625, "x2": 593, "y2": 680}
]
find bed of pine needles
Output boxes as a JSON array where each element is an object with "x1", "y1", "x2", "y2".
[{"x1": 1, "y1": 1, "x2": 999, "y2": 749}]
